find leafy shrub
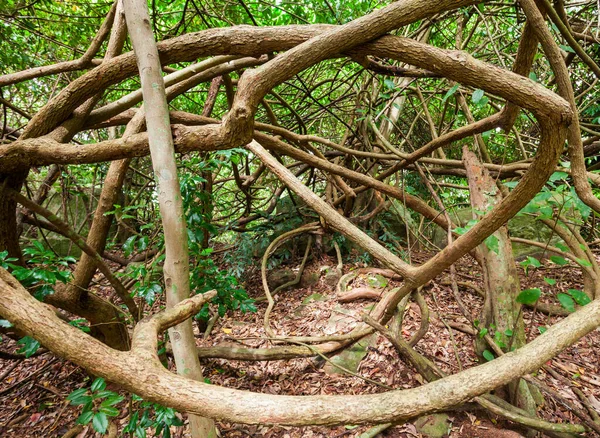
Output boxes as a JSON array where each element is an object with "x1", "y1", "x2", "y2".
[{"x1": 67, "y1": 378, "x2": 124, "y2": 435}]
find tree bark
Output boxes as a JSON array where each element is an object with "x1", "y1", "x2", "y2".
[
  {"x1": 123, "y1": 1, "x2": 216, "y2": 436},
  {"x1": 463, "y1": 146, "x2": 536, "y2": 417}
]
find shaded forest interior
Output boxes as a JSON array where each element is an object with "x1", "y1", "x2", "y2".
[{"x1": 1, "y1": 0, "x2": 600, "y2": 437}]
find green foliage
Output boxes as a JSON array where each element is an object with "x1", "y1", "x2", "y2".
[
  {"x1": 69, "y1": 318, "x2": 91, "y2": 333},
  {"x1": 222, "y1": 196, "x2": 306, "y2": 274},
  {"x1": 583, "y1": 102, "x2": 600, "y2": 124},
  {"x1": 454, "y1": 219, "x2": 499, "y2": 254},
  {"x1": 549, "y1": 255, "x2": 569, "y2": 266},
  {"x1": 123, "y1": 235, "x2": 150, "y2": 258},
  {"x1": 191, "y1": 249, "x2": 256, "y2": 320},
  {"x1": 484, "y1": 235, "x2": 499, "y2": 254},
  {"x1": 566, "y1": 289, "x2": 591, "y2": 306},
  {"x1": 180, "y1": 167, "x2": 257, "y2": 320},
  {"x1": 0, "y1": 245, "x2": 74, "y2": 355},
  {"x1": 124, "y1": 395, "x2": 184, "y2": 438},
  {"x1": 68, "y1": 378, "x2": 124, "y2": 435},
  {"x1": 0, "y1": 246, "x2": 73, "y2": 301},
  {"x1": 520, "y1": 256, "x2": 541, "y2": 275},
  {"x1": 366, "y1": 274, "x2": 388, "y2": 288},
  {"x1": 377, "y1": 207, "x2": 413, "y2": 257},
  {"x1": 122, "y1": 258, "x2": 164, "y2": 306},
  {"x1": 17, "y1": 336, "x2": 40, "y2": 358},
  {"x1": 442, "y1": 84, "x2": 459, "y2": 102},
  {"x1": 471, "y1": 88, "x2": 486, "y2": 106},
  {"x1": 453, "y1": 219, "x2": 477, "y2": 236},
  {"x1": 516, "y1": 288, "x2": 541, "y2": 305},
  {"x1": 556, "y1": 289, "x2": 591, "y2": 313},
  {"x1": 482, "y1": 350, "x2": 495, "y2": 361},
  {"x1": 575, "y1": 257, "x2": 593, "y2": 267},
  {"x1": 515, "y1": 177, "x2": 591, "y2": 224},
  {"x1": 557, "y1": 293, "x2": 575, "y2": 313}
]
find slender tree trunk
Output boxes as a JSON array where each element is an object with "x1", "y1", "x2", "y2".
[
  {"x1": 0, "y1": 171, "x2": 26, "y2": 264},
  {"x1": 123, "y1": 1, "x2": 216, "y2": 436},
  {"x1": 66, "y1": 0, "x2": 132, "y2": 309},
  {"x1": 463, "y1": 147, "x2": 537, "y2": 418}
]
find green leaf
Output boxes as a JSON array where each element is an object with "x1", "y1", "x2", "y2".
[
  {"x1": 504, "y1": 329, "x2": 513, "y2": 337},
  {"x1": 101, "y1": 394, "x2": 125, "y2": 406},
  {"x1": 538, "y1": 326, "x2": 547, "y2": 334},
  {"x1": 557, "y1": 293, "x2": 576, "y2": 312},
  {"x1": 478, "y1": 327, "x2": 488, "y2": 338},
  {"x1": 549, "y1": 171, "x2": 569, "y2": 182},
  {"x1": 92, "y1": 412, "x2": 109, "y2": 434},
  {"x1": 90, "y1": 377, "x2": 106, "y2": 392},
  {"x1": 559, "y1": 44, "x2": 575, "y2": 53},
  {"x1": 135, "y1": 425, "x2": 146, "y2": 438},
  {"x1": 93, "y1": 390, "x2": 116, "y2": 399},
  {"x1": 443, "y1": 84, "x2": 460, "y2": 101},
  {"x1": 17, "y1": 336, "x2": 40, "y2": 358},
  {"x1": 484, "y1": 235, "x2": 499, "y2": 254},
  {"x1": 575, "y1": 258, "x2": 593, "y2": 267},
  {"x1": 137, "y1": 236, "x2": 149, "y2": 251},
  {"x1": 549, "y1": 255, "x2": 568, "y2": 266},
  {"x1": 527, "y1": 256, "x2": 541, "y2": 268},
  {"x1": 99, "y1": 405, "x2": 120, "y2": 417},
  {"x1": 555, "y1": 243, "x2": 569, "y2": 252},
  {"x1": 69, "y1": 394, "x2": 93, "y2": 406},
  {"x1": 567, "y1": 289, "x2": 591, "y2": 306},
  {"x1": 493, "y1": 331, "x2": 506, "y2": 349},
  {"x1": 367, "y1": 274, "x2": 388, "y2": 288},
  {"x1": 123, "y1": 235, "x2": 137, "y2": 257},
  {"x1": 543, "y1": 277, "x2": 557, "y2": 286},
  {"x1": 472, "y1": 88, "x2": 485, "y2": 104},
  {"x1": 76, "y1": 410, "x2": 94, "y2": 425},
  {"x1": 383, "y1": 78, "x2": 395, "y2": 90},
  {"x1": 516, "y1": 288, "x2": 541, "y2": 305},
  {"x1": 67, "y1": 388, "x2": 88, "y2": 402},
  {"x1": 482, "y1": 350, "x2": 495, "y2": 361}
]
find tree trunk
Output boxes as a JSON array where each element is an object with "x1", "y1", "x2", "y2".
[
  {"x1": 123, "y1": 1, "x2": 216, "y2": 436},
  {"x1": 0, "y1": 171, "x2": 26, "y2": 264},
  {"x1": 463, "y1": 146, "x2": 537, "y2": 417}
]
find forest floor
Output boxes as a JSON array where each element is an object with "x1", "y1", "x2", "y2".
[{"x1": 1, "y1": 250, "x2": 599, "y2": 437}]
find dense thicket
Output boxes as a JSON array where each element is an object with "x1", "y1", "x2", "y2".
[{"x1": 1, "y1": 0, "x2": 600, "y2": 436}]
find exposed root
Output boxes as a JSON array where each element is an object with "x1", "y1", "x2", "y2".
[{"x1": 261, "y1": 223, "x2": 320, "y2": 337}]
